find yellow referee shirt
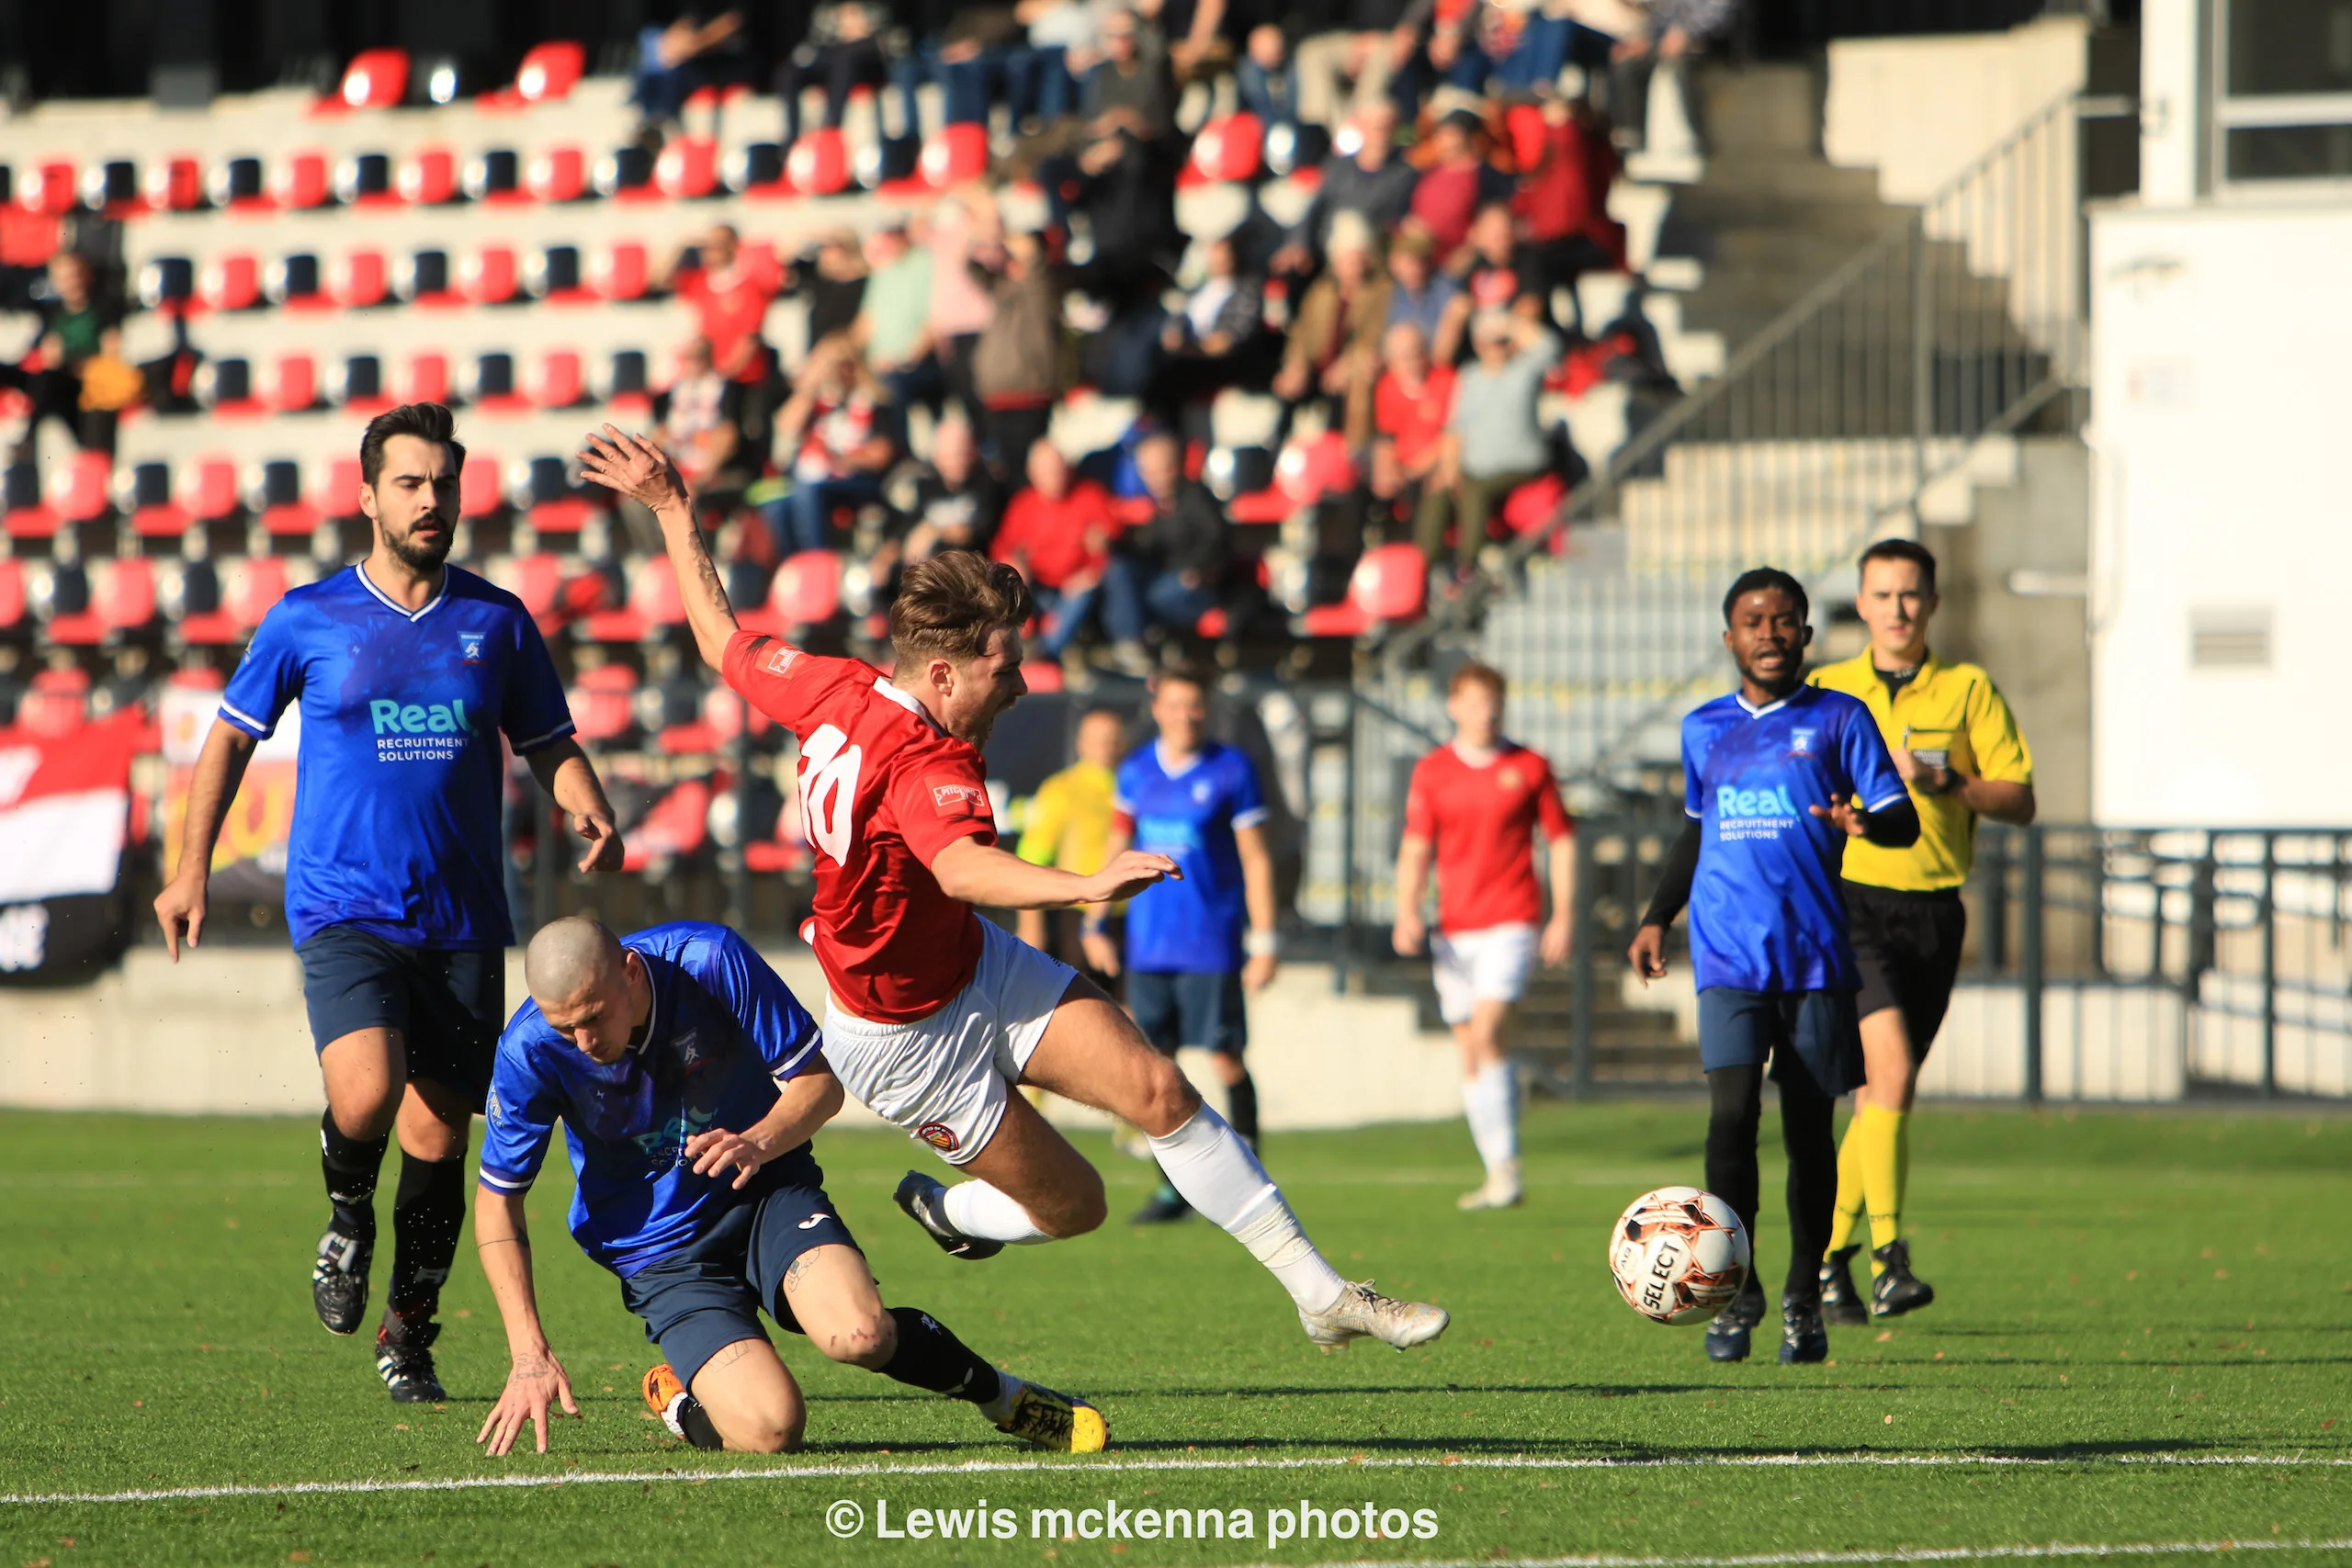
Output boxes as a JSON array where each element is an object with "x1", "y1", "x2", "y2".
[
  {"x1": 1016, "y1": 760, "x2": 1117, "y2": 877},
  {"x1": 1808, "y1": 650, "x2": 2033, "y2": 891}
]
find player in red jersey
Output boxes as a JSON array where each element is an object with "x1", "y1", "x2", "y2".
[
  {"x1": 1391, "y1": 662, "x2": 1576, "y2": 1210},
  {"x1": 580, "y1": 426, "x2": 1447, "y2": 1354}
]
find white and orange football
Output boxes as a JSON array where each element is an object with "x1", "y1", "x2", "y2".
[{"x1": 1607, "y1": 1186, "x2": 1752, "y2": 1325}]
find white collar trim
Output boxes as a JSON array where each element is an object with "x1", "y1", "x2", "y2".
[
  {"x1": 1736, "y1": 692, "x2": 1794, "y2": 718},
  {"x1": 873, "y1": 676, "x2": 948, "y2": 736},
  {"x1": 356, "y1": 562, "x2": 449, "y2": 623},
  {"x1": 1154, "y1": 739, "x2": 1204, "y2": 778},
  {"x1": 628, "y1": 955, "x2": 660, "y2": 1056}
]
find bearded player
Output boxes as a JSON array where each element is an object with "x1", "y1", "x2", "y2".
[{"x1": 581, "y1": 426, "x2": 1447, "y2": 1353}]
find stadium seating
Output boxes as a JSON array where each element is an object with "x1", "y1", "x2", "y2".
[
  {"x1": 330, "y1": 50, "x2": 409, "y2": 112},
  {"x1": 1298, "y1": 544, "x2": 1429, "y2": 638}
]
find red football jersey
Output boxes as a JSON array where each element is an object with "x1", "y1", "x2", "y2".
[
  {"x1": 722, "y1": 630, "x2": 995, "y2": 1022},
  {"x1": 1403, "y1": 740, "x2": 1574, "y2": 934}
]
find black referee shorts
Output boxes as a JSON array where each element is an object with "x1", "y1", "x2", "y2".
[{"x1": 1843, "y1": 881, "x2": 1967, "y2": 1061}]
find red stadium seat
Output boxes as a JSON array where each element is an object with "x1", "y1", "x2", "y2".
[
  {"x1": 656, "y1": 136, "x2": 719, "y2": 198},
  {"x1": 95, "y1": 558, "x2": 158, "y2": 633},
  {"x1": 629, "y1": 557, "x2": 686, "y2": 627},
  {"x1": 527, "y1": 145, "x2": 588, "y2": 202},
  {"x1": 459, "y1": 453, "x2": 503, "y2": 518},
  {"x1": 333, "y1": 248, "x2": 389, "y2": 308},
  {"x1": 144, "y1": 155, "x2": 203, "y2": 212},
  {"x1": 396, "y1": 145, "x2": 459, "y2": 205},
  {"x1": 1021, "y1": 658, "x2": 1065, "y2": 694},
  {"x1": 183, "y1": 457, "x2": 241, "y2": 522},
  {"x1": 19, "y1": 668, "x2": 89, "y2": 731},
  {"x1": 528, "y1": 349, "x2": 585, "y2": 409},
  {"x1": 0, "y1": 558, "x2": 24, "y2": 630},
  {"x1": 569, "y1": 664, "x2": 639, "y2": 740},
  {"x1": 52, "y1": 451, "x2": 112, "y2": 525},
  {"x1": 198, "y1": 254, "x2": 261, "y2": 311},
  {"x1": 332, "y1": 49, "x2": 409, "y2": 112},
  {"x1": 769, "y1": 550, "x2": 842, "y2": 629},
  {"x1": 20, "y1": 159, "x2": 76, "y2": 216},
  {"x1": 621, "y1": 778, "x2": 713, "y2": 868},
  {"x1": 312, "y1": 457, "x2": 364, "y2": 520},
  {"x1": 231, "y1": 557, "x2": 290, "y2": 629},
  {"x1": 273, "y1": 151, "x2": 333, "y2": 209},
  {"x1": 461, "y1": 244, "x2": 519, "y2": 304},
  {"x1": 402, "y1": 351, "x2": 451, "y2": 406},
  {"x1": 514, "y1": 40, "x2": 585, "y2": 105},
  {"x1": 1298, "y1": 543, "x2": 1427, "y2": 637},
  {"x1": 490, "y1": 551, "x2": 564, "y2": 631},
  {"x1": 1501, "y1": 472, "x2": 1567, "y2": 537},
  {"x1": 1186, "y1": 114, "x2": 1263, "y2": 185},
  {"x1": 921, "y1": 124, "x2": 989, "y2": 189},
  {"x1": 263, "y1": 354, "x2": 319, "y2": 413},
  {"x1": 699, "y1": 682, "x2": 774, "y2": 742},
  {"x1": 594, "y1": 241, "x2": 650, "y2": 301},
  {"x1": 786, "y1": 130, "x2": 850, "y2": 196}
]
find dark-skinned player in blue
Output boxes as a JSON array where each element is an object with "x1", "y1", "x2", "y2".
[{"x1": 1625, "y1": 567, "x2": 1921, "y2": 1365}]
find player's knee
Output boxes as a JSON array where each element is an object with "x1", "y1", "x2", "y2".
[
  {"x1": 731, "y1": 1410, "x2": 807, "y2": 1454},
  {"x1": 1131, "y1": 1055, "x2": 1201, "y2": 1139},
  {"x1": 819, "y1": 1310, "x2": 896, "y2": 1370},
  {"x1": 330, "y1": 1095, "x2": 398, "y2": 1143},
  {"x1": 1039, "y1": 1167, "x2": 1107, "y2": 1237}
]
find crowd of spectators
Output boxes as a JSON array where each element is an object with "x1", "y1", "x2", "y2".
[{"x1": 616, "y1": 0, "x2": 1728, "y2": 680}]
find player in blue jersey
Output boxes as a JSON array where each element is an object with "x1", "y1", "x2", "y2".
[
  {"x1": 153, "y1": 403, "x2": 625, "y2": 1404},
  {"x1": 1625, "y1": 567, "x2": 1921, "y2": 1365},
  {"x1": 1081, "y1": 663, "x2": 1280, "y2": 1224},
  {"x1": 472, "y1": 918, "x2": 1104, "y2": 1456}
]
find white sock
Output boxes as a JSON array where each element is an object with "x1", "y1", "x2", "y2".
[
  {"x1": 943, "y1": 1179, "x2": 1054, "y2": 1246},
  {"x1": 1464, "y1": 1061, "x2": 1519, "y2": 1177},
  {"x1": 1149, "y1": 1105, "x2": 1347, "y2": 1314},
  {"x1": 978, "y1": 1371, "x2": 1025, "y2": 1425}
]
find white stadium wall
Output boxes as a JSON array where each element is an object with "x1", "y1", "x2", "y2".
[{"x1": 2086, "y1": 201, "x2": 2352, "y2": 825}]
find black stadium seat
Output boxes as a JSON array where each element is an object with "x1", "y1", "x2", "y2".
[
  {"x1": 594, "y1": 145, "x2": 654, "y2": 198},
  {"x1": 464, "y1": 148, "x2": 522, "y2": 202},
  {"x1": 602, "y1": 349, "x2": 650, "y2": 408},
  {"x1": 527, "y1": 243, "x2": 583, "y2": 299},
  {"x1": 332, "y1": 354, "x2": 385, "y2": 407},
  {"x1": 335, "y1": 152, "x2": 394, "y2": 205},
  {"x1": 84, "y1": 160, "x2": 139, "y2": 211},
  {"x1": 266, "y1": 254, "x2": 323, "y2": 308},
  {"x1": 469, "y1": 352, "x2": 518, "y2": 405},
  {"x1": 139, "y1": 256, "x2": 195, "y2": 310},
  {"x1": 398, "y1": 249, "x2": 452, "y2": 302},
  {"x1": 727, "y1": 142, "x2": 786, "y2": 193},
  {"x1": 209, "y1": 155, "x2": 266, "y2": 208},
  {"x1": 196, "y1": 357, "x2": 253, "y2": 410}
]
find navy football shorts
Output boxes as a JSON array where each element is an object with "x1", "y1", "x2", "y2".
[
  {"x1": 295, "y1": 925, "x2": 502, "y2": 1110},
  {"x1": 1128, "y1": 969, "x2": 1250, "y2": 1055},
  {"x1": 616, "y1": 1159, "x2": 862, "y2": 1391},
  {"x1": 1697, "y1": 987, "x2": 1865, "y2": 1099}
]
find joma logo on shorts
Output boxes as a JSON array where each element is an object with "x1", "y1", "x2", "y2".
[{"x1": 370, "y1": 699, "x2": 475, "y2": 736}]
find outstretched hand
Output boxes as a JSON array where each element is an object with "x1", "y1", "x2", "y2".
[
  {"x1": 477, "y1": 1348, "x2": 579, "y2": 1457},
  {"x1": 578, "y1": 425, "x2": 690, "y2": 515},
  {"x1": 1082, "y1": 850, "x2": 1182, "y2": 905},
  {"x1": 1807, "y1": 795, "x2": 1872, "y2": 839}
]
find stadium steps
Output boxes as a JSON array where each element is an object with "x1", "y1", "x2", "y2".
[{"x1": 1348, "y1": 960, "x2": 1698, "y2": 1091}]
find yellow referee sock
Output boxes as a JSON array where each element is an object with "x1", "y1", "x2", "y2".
[
  {"x1": 1825, "y1": 1112, "x2": 1867, "y2": 1258},
  {"x1": 1858, "y1": 1103, "x2": 1905, "y2": 1277}
]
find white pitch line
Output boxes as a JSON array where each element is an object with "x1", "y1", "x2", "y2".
[
  {"x1": 1254, "y1": 1541, "x2": 2352, "y2": 1568},
  {"x1": 3, "y1": 1450, "x2": 2347, "y2": 1508}
]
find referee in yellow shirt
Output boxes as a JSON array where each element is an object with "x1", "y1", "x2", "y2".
[
  {"x1": 1015, "y1": 705, "x2": 1128, "y2": 972},
  {"x1": 1808, "y1": 539, "x2": 2036, "y2": 1321}
]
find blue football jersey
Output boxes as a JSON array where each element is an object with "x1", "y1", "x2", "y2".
[
  {"x1": 1679, "y1": 682, "x2": 1907, "y2": 993},
  {"x1": 1115, "y1": 740, "x2": 1268, "y2": 974},
  {"x1": 478, "y1": 922, "x2": 826, "y2": 1278},
  {"x1": 219, "y1": 565, "x2": 574, "y2": 949}
]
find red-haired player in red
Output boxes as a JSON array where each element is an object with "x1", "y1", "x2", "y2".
[
  {"x1": 1391, "y1": 662, "x2": 1576, "y2": 1210},
  {"x1": 580, "y1": 426, "x2": 1448, "y2": 1355}
]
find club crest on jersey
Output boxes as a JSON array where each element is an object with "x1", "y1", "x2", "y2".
[
  {"x1": 930, "y1": 780, "x2": 989, "y2": 817},
  {"x1": 1788, "y1": 728, "x2": 1815, "y2": 757},
  {"x1": 763, "y1": 644, "x2": 801, "y2": 678},
  {"x1": 1193, "y1": 780, "x2": 1213, "y2": 803},
  {"x1": 460, "y1": 632, "x2": 485, "y2": 664},
  {"x1": 916, "y1": 1121, "x2": 960, "y2": 1154}
]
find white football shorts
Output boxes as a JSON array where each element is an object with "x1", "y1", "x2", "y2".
[
  {"x1": 1429, "y1": 921, "x2": 1540, "y2": 1026},
  {"x1": 820, "y1": 916, "x2": 1078, "y2": 1166}
]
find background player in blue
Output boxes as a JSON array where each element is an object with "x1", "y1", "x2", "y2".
[
  {"x1": 1625, "y1": 567, "x2": 1920, "y2": 1367},
  {"x1": 472, "y1": 919, "x2": 1105, "y2": 1456},
  {"x1": 153, "y1": 403, "x2": 625, "y2": 1404},
  {"x1": 1081, "y1": 663, "x2": 1280, "y2": 1224}
]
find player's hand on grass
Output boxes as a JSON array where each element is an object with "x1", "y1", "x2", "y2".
[
  {"x1": 153, "y1": 874, "x2": 207, "y2": 961},
  {"x1": 1081, "y1": 929, "x2": 1123, "y2": 977},
  {"x1": 478, "y1": 1348, "x2": 579, "y2": 1457},
  {"x1": 1808, "y1": 794, "x2": 1872, "y2": 838},
  {"x1": 685, "y1": 1126, "x2": 775, "y2": 1190},
  {"x1": 1627, "y1": 923, "x2": 1668, "y2": 984},
  {"x1": 578, "y1": 425, "x2": 690, "y2": 516},
  {"x1": 1391, "y1": 908, "x2": 1426, "y2": 957},
  {"x1": 572, "y1": 809, "x2": 625, "y2": 873},
  {"x1": 1541, "y1": 915, "x2": 1572, "y2": 968},
  {"x1": 1083, "y1": 850, "x2": 1181, "y2": 905}
]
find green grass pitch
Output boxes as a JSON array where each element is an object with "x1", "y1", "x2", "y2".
[{"x1": 1, "y1": 1101, "x2": 2347, "y2": 1566}]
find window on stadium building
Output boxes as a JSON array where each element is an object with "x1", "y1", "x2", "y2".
[{"x1": 2214, "y1": 0, "x2": 2352, "y2": 183}]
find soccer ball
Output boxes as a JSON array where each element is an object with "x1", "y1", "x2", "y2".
[{"x1": 1608, "y1": 1187, "x2": 1751, "y2": 1325}]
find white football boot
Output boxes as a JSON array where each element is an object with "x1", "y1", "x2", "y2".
[
  {"x1": 1299, "y1": 1280, "x2": 1451, "y2": 1352},
  {"x1": 1456, "y1": 1158, "x2": 1523, "y2": 1210}
]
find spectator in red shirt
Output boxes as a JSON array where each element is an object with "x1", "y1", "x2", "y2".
[
  {"x1": 1370, "y1": 321, "x2": 1456, "y2": 524},
  {"x1": 990, "y1": 441, "x2": 1142, "y2": 662},
  {"x1": 670, "y1": 223, "x2": 781, "y2": 444},
  {"x1": 766, "y1": 335, "x2": 899, "y2": 556},
  {"x1": 1407, "y1": 110, "x2": 1512, "y2": 260},
  {"x1": 1511, "y1": 97, "x2": 1625, "y2": 337}
]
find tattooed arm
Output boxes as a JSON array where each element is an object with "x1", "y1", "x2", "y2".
[
  {"x1": 473, "y1": 1187, "x2": 581, "y2": 1455},
  {"x1": 578, "y1": 424, "x2": 739, "y2": 674}
]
